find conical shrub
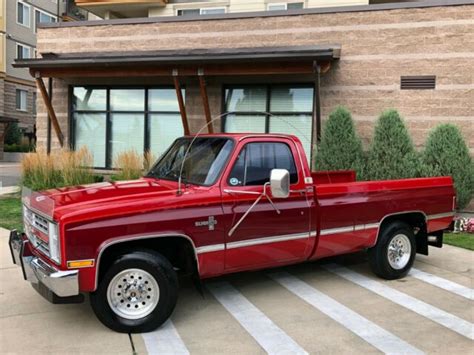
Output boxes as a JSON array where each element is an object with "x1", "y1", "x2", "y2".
[
  {"x1": 365, "y1": 109, "x2": 420, "y2": 181},
  {"x1": 421, "y1": 124, "x2": 474, "y2": 210},
  {"x1": 315, "y1": 106, "x2": 364, "y2": 177}
]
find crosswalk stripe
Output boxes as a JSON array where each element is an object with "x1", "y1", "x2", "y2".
[
  {"x1": 410, "y1": 268, "x2": 474, "y2": 300},
  {"x1": 270, "y1": 271, "x2": 423, "y2": 355},
  {"x1": 324, "y1": 264, "x2": 474, "y2": 340},
  {"x1": 207, "y1": 281, "x2": 308, "y2": 355},
  {"x1": 141, "y1": 319, "x2": 190, "y2": 355}
]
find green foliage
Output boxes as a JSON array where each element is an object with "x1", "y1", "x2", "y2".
[
  {"x1": 315, "y1": 106, "x2": 364, "y2": 177},
  {"x1": 4, "y1": 143, "x2": 35, "y2": 153},
  {"x1": 364, "y1": 110, "x2": 420, "y2": 181},
  {"x1": 0, "y1": 195, "x2": 23, "y2": 232},
  {"x1": 421, "y1": 124, "x2": 474, "y2": 209},
  {"x1": 5, "y1": 122, "x2": 22, "y2": 145}
]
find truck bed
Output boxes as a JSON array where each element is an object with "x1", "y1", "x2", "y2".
[{"x1": 312, "y1": 176, "x2": 455, "y2": 259}]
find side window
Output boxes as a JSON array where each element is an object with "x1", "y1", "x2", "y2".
[{"x1": 228, "y1": 142, "x2": 298, "y2": 186}]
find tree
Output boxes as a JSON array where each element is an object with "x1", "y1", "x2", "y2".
[
  {"x1": 421, "y1": 124, "x2": 474, "y2": 210},
  {"x1": 314, "y1": 106, "x2": 364, "y2": 177},
  {"x1": 365, "y1": 109, "x2": 420, "y2": 181},
  {"x1": 5, "y1": 122, "x2": 22, "y2": 145}
]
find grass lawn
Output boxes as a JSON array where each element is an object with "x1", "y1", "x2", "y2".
[
  {"x1": 0, "y1": 194, "x2": 22, "y2": 232},
  {"x1": 1, "y1": 193, "x2": 473, "y2": 250},
  {"x1": 443, "y1": 232, "x2": 474, "y2": 251}
]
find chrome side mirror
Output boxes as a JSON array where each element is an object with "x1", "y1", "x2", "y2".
[{"x1": 270, "y1": 169, "x2": 290, "y2": 198}]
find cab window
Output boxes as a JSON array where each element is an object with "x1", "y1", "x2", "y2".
[{"x1": 228, "y1": 142, "x2": 298, "y2": 186}]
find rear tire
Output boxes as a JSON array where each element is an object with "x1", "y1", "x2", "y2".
[
  {"x1": 368, "y1": 221, "x2": 416, "y2": 280},
  {"x1": 90, "y1": 249, "x2": 178, "y2": 333}
]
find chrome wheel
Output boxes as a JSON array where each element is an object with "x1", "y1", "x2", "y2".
[
  {"x1": 387, "y1": 234, "x2": 411, "y2": 270},
  {"x1": 107, "y1": 268, "x2": 160, "y2": 320}
]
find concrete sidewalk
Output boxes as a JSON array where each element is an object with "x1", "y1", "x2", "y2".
[{"x1": 0, "y1": 162, "x2": 21, "y2": 189}]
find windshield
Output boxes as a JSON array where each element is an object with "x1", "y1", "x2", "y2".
[{"x1": 147, "y1": 137, "x2": 235, "y2": 186}]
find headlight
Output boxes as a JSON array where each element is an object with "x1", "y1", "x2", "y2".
[{"x1": 48, "y1": 222, "x2": 61, "y2": 264}]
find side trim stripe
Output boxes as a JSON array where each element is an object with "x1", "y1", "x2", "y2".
[
  {"x1": 427, "y1": 212, "x2": 455, "y2": 220},
  {"x1": 195, "y1": 211, "x2": 453, "y2": 254}
]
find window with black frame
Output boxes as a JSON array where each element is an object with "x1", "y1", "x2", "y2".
[
  {"x1": 72, "y1": 87, "x2": 184, "y2": 168},
  {"x1": 223, "y1": 85, "x2": 313, "y2": 159}
]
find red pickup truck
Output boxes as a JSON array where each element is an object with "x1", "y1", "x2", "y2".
[{"x1": 9, "y1": 133, "x2": 455, "y2": 333}]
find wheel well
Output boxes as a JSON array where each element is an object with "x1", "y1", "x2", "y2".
[
  {"x1": 377, "y1": 212, "x2": 429, "y2": 255},
  {"x1": 97, "y1": 237, "x2": 198, "y2": 283}
]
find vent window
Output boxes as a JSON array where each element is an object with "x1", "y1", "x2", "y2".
[{"x1": 400, "y1": 76, "x2": 436, "y2": 90}]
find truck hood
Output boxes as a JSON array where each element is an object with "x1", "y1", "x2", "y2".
[{"x1": 27, "y1": 178, "x2": 180, "y2": 221}]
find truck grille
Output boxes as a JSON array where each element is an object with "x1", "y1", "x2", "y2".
[{"x1": 23, "y1": 205, "x2": 50, "y2": 257}]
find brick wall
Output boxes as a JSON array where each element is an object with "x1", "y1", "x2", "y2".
[{"x1": 35, "y1": 4, "x2": 474, "y2": 155}]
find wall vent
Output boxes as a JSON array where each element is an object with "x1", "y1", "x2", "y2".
[{"x1": 400, "y1": 75, "x2": 436, "y2": 90}]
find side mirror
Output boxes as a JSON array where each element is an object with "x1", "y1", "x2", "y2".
[{"x1": 270, "y1": 169, "x2": 290, "y2": 198}]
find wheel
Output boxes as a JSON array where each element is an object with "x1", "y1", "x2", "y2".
[
  {"x1": 90, "y1": 249, "x2": 178, "y2": 333},
  {"x1": 368, "y1": 221, "x2": 416, "y2": 280}
]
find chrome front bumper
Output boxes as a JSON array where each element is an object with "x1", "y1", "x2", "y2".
[{"x1": 9, "y1": 230, "x2": 79, "y2": 298}]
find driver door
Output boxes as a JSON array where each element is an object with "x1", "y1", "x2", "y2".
[{"x1": 221, "y1": 139, "x2": 312, "y2": 272}]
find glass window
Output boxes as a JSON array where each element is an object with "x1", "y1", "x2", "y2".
[
  {"x1": 201, "y1": 8, "x2": 226, "y2": 15},
  {"x1": 110, "y1": 113, "x2": 145, "y2": 166},
  {"x1": 149, "y1": 114, "x2": 184, "y2": 158},
  {"x1": 148, "y1": 138, "x2": 234, "y2": 186},
  {"x1": 73, "y1": 87, "x2": 106, "y2": 111},
  {"x1": 16, "y1": 44, "x2": 31, "y2": 59},
  {"x1": 225, "y1": 87, "x2": 266, "y2": 112},
  {"x1": 224, "y1": 85, "x2": 313, "y2": 160},
  {"x1": 35, "y1": 9, "x2": 56, "y2": 32},
  {"x1": 149, "y1": 89, "x2": 181, "y2": 111},
  {"x1": 288, "y1": 3, "x2": 304, "y2": 9},
  {"x1": 224, "y1": 114, "x2": 266, "y2": 133},
  {"x1": 177, "y1": 9, "x2": 200, "y2": 16},
  {"x1": 268, "y1": 3, "x2": 287, "y2": 11},
  {"x1": 270, "y1": 87, "x2": 313, "y2": 112},
  {"x1": 16, "y1": 89, "x2": 27, "y2": 111},
  {"x1": 17, "y1": 1, "x2": 30, "y2": 27},
  {"x1": 73, "y1": 87, "x2": 182, "y2": 168},
  {"x1": 74, "y1": 113, "x2": 107, "y2": 167},
  {"x1": 110, "y1": 89, "x2": 145, "y2": 111},
  {"x1": 228, "y1": 142, "x2": 298, "y2": 186}
]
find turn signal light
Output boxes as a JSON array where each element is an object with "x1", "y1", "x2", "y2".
[{"x1": 67, "y1": 259, "x2": 94, "y2": 268}]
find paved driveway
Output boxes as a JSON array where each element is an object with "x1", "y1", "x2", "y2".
[
  {"x1": 0, "y1": 228, "x2": 472, "y2": 354},
  {"x1": 0, "y1": 163, "x2": 21, "y2": 188}
]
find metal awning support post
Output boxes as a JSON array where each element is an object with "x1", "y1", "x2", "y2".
[
  {"x1": 35, "y1": 74, "x2": 64, "y2": 147},
  {"x1": 311, "y1": 61, "x2": 322, "y2": 170},
  {"x1": 172, "y1": 69, "x2": 190, "y2": 135},
  {"x1": 198, "y1": 68, "x2": 214, "y2": 133}
]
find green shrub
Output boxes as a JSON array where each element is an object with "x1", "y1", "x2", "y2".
[
  {"x1": 5, "y1": 122, "x2": 22, "y2": 145},
  {"x1": 315, "y1": 106, "x2": 364, "y2": 177},
  {"x1": 365, "y1": 109, "x2": 420, "y2": 181},
  {"x1": 421, "y1": 124, "x2": 474, "y2": 210},
  {"x1": 4, "y1": 143, "x2": 35, "y2": 153}
]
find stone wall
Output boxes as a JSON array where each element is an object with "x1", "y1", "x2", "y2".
[
  {"x1": 35, "y1": 4, "x2": 474, "y2": 154},
  {"x1": 3, "y1": 80, "x2": 35, "y2": 133}
]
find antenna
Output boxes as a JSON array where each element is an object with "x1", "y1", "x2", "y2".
[{"x1": 176, "y1": 111, "x2": 314, "y2": 195}]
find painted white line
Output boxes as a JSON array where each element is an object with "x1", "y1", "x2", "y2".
[
  {"x1": 141, "y1": 319, "x2": 190, "y2": 355},
  {"x1": 410, "y1": 268, "x2": 474, "y2": 301},
  {"x1": 324, "y1": 264, "x2": 474, "y2": 340},
  {"x1": 207, "y1": 281, "x2": 308, "y2": 355},
  {"x1": 271, "y1": 272, "x2": 423, "y2": 354}
]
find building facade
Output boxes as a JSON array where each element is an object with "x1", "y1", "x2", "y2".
[
  {"x1": 75, "y1": 0, "x2": 372, "y2": 19},
  {"x1": 15, "y1": 0, "x2": 474, "y2": 170},
  {"x1": 0, "y1": 0, "x2": 98, "y2": 159}
]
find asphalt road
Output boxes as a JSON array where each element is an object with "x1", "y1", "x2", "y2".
[{"x1": 0, "y1": 228, "x2": 472, "y2": 354}]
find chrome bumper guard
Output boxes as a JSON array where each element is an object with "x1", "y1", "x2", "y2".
[{"x1": 9, "y1": 230, "x2": 80, "y2": 298}]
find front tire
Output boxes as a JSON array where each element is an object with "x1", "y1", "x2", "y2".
[
  {"x1": 368, "y1": 222, "x2": 416, "y2": 280},
  {"x1": 90, "y1": 249, "x2": 178, "y2": 333}
]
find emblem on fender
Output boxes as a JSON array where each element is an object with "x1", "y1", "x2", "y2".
[{"x1": 195, "y1": 216, "x2": 217, "y2": 231}]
